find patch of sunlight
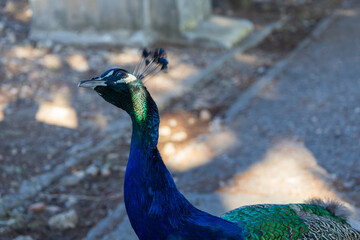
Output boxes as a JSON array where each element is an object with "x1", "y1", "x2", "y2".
[
  {"x1": 42, "y1": 54, "x2": 62, "y2": 70},
  {"x1": 146, "y1": 63, "x2": 197, "y2": 94},
  {"x1": 219, "y1": 192, "x2": 303, "y2": 213},
  {"x1": 4, "y1": 1, "x2": 32, "y2": 22},
  {"x1": 146, "y1": 75, "x2": 176, "y2": 92},
  {"x1": 94, "y1": 114, "x2": 108, "y2": 129},
  {"x1": 36, "y1": 88, "x2": 78, "y2": 128},
  {"x1": 219, "y1": 140, "x2": 338, "y2": 202},
  {"x1": 211, "y1": 16, "x2": 237, "y2": 27},
  {"x1": 169, "y1": 63, "x2": 198, "y2": 81},
  {"x1": 185, "y1": 192, "x2": 303, "y2": 216},
  {"x1": 67, "y1": 54, "x2": 89, "y2": 72},
  {"x1": 8, "y1": 46, "x2": 47, "y2": 59},
  {"x1": 15, "y1": 8, "x2": 32, "y2": 22},
  {"x1": 258, "y1": 82, "x2": 279, "y2": 100},
  {"x1": 36, "y1": 103, "x2": 78, "y2": 128},
  {"x1": 337, "y1": 9, "x2": 357, "y2": 17},
  {"x1": 81, "y1": 112, "x2": 108, "y2": 129},
  {"x1": 4, "y1": 1, "x2": 16, "y2": 13},
  {"x1": 0, "y1": 107, "x2": 4, "y2": 122},
  {"x1": 108, "y1": 50, "x2": 139, "y2": 65},
  {"x1": 166, "y1": 130, "x2": 237, "y2": 171},
  {"x1": 234, "y1": 53, "x2": 259, "y2": 65}
]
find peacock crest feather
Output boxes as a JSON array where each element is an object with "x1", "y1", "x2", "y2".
[{"x1": 133, "y1": 48, "x2": 168, "y2": 81}]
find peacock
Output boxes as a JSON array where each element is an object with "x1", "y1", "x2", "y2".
[{"x1": 78, "y1": 49, "x2": 360, "y2": 240}]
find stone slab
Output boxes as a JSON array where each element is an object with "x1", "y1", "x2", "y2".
[
  {"x1": 184, "y1": 16, "x2": 254, "y2": 48},
  {"x1": 30, "y1": 0, "x2": 252, "y2": 47}
]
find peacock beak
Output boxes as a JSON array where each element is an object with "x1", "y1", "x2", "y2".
[{"x1": 78, "y1": 78, "x2": 107, "y2": 89}]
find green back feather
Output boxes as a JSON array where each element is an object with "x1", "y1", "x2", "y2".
[{"x1": 222, "y1": 203, "x2": 360, "y2": 239}]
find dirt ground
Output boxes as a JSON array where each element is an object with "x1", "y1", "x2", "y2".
[{"x1": 0, "y1": 0, "x2": 345, "y2": 239}]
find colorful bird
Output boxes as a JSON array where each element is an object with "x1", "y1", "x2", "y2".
[{"x1": 78, "y1": 49, "x2": 360, "y2": 240}]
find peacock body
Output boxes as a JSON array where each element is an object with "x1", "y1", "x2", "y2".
[{"x1": 79, "y1": 49, "x2": 360, "y2": 240}]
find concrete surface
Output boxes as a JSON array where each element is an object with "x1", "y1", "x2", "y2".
[
  {"x1": 30, "y1": 0, "x2": 252, "y2": 47},
  {"x1": 183, "y1": 16, "x2": 253, "y2": 48},
  {"x1": 223, "y1": 0, "x2": 360, "y2": 202}
]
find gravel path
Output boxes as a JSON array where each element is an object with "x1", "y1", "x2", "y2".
[
  {"x1": 220, "y1": 0, "x2": 360, "y2": 206},
  {"x1": 170, "y1": 1, "x2": 360, "y2": 208}
]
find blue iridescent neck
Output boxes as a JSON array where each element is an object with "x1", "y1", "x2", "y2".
[{"x1": 123, "y1": 86, "x2": 244, "y2": 240}]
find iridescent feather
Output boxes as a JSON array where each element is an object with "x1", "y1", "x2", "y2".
[
  {"x1": 133, "y1": 48, "x2": 168, "y2": 82},
  {"x1": 222, "y1": 200, "x2": 360, "y2": 239}
]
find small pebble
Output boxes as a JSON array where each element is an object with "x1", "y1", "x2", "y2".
[
  {"x1": 59, "y1": 175, "x2": 81, "y2": 187},
  {"x1": 74, "y1": 170, "x2": 86, "y2": 179},
  {"x1": 2, "y1": 218, "x2": 17, "y2": 227},
  {"x1": 11, "y1": 148, "x2": 18, "y2": 155},
  {"x1": 101, "y1": 166, "x2": 111, "y2": 177},
  {"x1": 10, "y1": 181, "x2": 19, "y2": 188},
  {"x1": 28, "y1": 202, "x2": 46, "y2": 212},
  {"x1": 0, "y1": 22, "x2": 5, "y2": 33},
  {"x1": 48, "y1": 209, "x2": 78, "y2": 230},
  {"x1": 106, "y1": 153, "x2": 119, "y2": 160},
  {"x1": 65, "y1": 196, "x2": 78, "y2": 207},
  {"x1": 86, "y1": 165, "x2": 100, "y2": 177},
  {"x1": 45, "y1": 205, "x2": 61, "y2": 214},
  {"x1": 199, "y1": 109, "x2": 211, "y2": 121},
  {"x1": 13, "y1": 236, "x2": 34, "y2": 240}
]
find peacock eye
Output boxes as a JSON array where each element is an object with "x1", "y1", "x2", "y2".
[{"x1": 116, "y1": 71, "x2": 127, "y2": 78}]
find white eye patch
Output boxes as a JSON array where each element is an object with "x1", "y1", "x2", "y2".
[
  {"x1": 115, "y1": 74, "x2": 137, "y2": 84},
  {"x1": 124, "y1": 74, "x2": 137, "y2": 83},
  {"x1": 115, "y1": 79, "x2": 125, "y2": 84}
]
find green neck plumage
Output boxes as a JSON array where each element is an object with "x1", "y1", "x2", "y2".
[
  {"x1": 131, "y1": 89, "x2": 148, "y2": 123},
  {"x1": 128, "y1": 83, "x2": 160, "y2": 148}
]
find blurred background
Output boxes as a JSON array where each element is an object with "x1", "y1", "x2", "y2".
[{"x1": 1, "y1": 0, "x2": 359, "y2": 239}]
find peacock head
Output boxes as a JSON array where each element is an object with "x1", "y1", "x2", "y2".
[{"x1": 78, "y1": 48, "x2": 168, "y2": 115}]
